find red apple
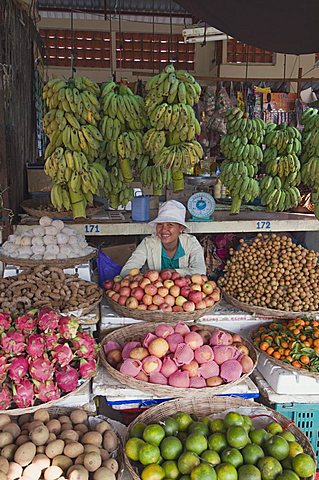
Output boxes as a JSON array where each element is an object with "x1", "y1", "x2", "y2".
[
  {"x1": 129, "y1": 281, "x2": 139, "y2": 289},
  {"x1": 208, "y1": 280, "x2": 217, "y2": 288},
  {"x1": 137, "y1": 304, "x2": 147, "y2": 310},
  {"x1": 163, "y1": 279, "x2": 175, "y2": 289},
  {"x1": 211, "y1": 289, "x2": 221, "y2": 301},
  {"x1": 145, "y1": 270, "x2": 160, "y2": 282},
  {"x1": 112, "y1": 293, "x2": 120, "y2": 302},
  {"x1": 158, "y1": 287, "x2": 169, "y2": 298},
  {"x1": 154, "y1": 281, "x2": 164, "y2": 288},
  {"x1": 119, "y1": 286, "x2": 131, "y2": 297},
  {"x1": 103, "y1": 280, "x2": 113, "y2": 290},
  {"x1": 145, "y1": 284, "x2": 157, "y2": 296},
  {"x1": 113, "y1": 282, "x2": 121, "y2": 293},
  {"x1": 188, "y1": 290, "x2": 204, "y2": 304},
  {"x1": 148, "y1": 304, "x2": 159, "y2": 311},
  {"x1": 160, "y1": 303, "x2": 173, "y2": 312},
  {"x1": 175, "y1": 295, "x2": 188, "y2": 306},
  {"x1": 160, "y1": 269, "x2": 173, "y2": 280},
  {"x1": 183, "y1": 301, "x2": 196, "y2": 312},
  {"x1": 131, "y1": 287, "x2": 144, "y2": 301},
  {"x1": 180, "y1": 286, "x2": 191, "y2": 298},
  {"x1": 170, "y1": 285, "x2": 180, "y2": 298},
  {"x1": 126, "y1": 297, "x2": 139, "y2": 309},
  {"x1": 113, "y1": 275, "x2": 122, "y2": 282},
  {"x1": 142, "y1": 294, "x2": 153, "y2": 306},
  {"x1": 202, "y1": 275, "x2": 208, "y2": 282},
  {"x1": 120, "y1": 279, "x2": 130, "y2": 288},
  {"x1": 165, "y1": 294, "x2": 175, "y2": 307},
  {"x1": 202, "y1": 283, "x2": 214, "y2": 295},
  {"x1": 153, "y1": 294, "x2": 165, "y2": 306},
  {"x1": 118, "y1": 295, "x2": 129, "y2": 306},
  {"x1": 172, "y1": 305, "x2": 183, "y2": 312},
  {"x1": 195, "y1": 300, "x2": 207, "y2": 310},
  {"x1": 106, "y1": 290, "x2": 116, "y2": 298},
  {"x1": 191, "y1": 274, "x2": 204, "y2": 286},
  {"x1": 205, "y1": 297, "x2": 215, "y2": 307},
  {"x1": 140, "y1": 278, "x2": 151, "y2": 289},
  {"x1": 174, "y1": 277, "x2": 188, "y2": 288},
  {"x1": 129, "y1": 268, "x2": 140, "y2": 277},
  {"x1": 171, "y1": 272, "x2": 181, "y2": 281},
  {"x1": 191, "y1": 284, "x2": 202, "y2": 292},
  {"x1": 135, "y1": 274, "x2": 144, "y2": 282}
]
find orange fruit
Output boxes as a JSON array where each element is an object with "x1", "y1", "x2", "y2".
[
  {"x1": 276, "y1": 470, "x2": 300, "y2": 480},
  {"x1": 224, "y1": 412, "x2": 244, "y2": 428},
  {"x1": 174, "y1": 412, "x2": 193, "y2": 431},
  {"x1": 249, "y1": 429, "x2": 270, "y2": 446},
  {"x1": 238, "y1": 465, "x2": 261, "y2": 480},
  {"x1": 189, "y1": 421, "x2": 210, "y2": 436},
  {"x1": 221, "y1": 447, "x2": 243, "y2": 468},
  {"x1": 278, "y1": 432, "x2": 295, "y2": 443},
  {"x1": 139, "y1": 443, "x2": 161, "y2": 465},
  {"x1": 178, "y1": 452, "x2": 200, "y2": 475},
  {"x1": 241, "y1": 443, "x2": 264, "y2": 465},
  {"x1": 141, "y1": 464, "x2": 165, "y2": 480},
  {"x1": 130, "y1": 422, "x2": 147, "y2": 439},
  {"x1": 266, "y1": 422, "x2": 283, "y2": 435},
  {"x1": 264, "y1": 435, "x2": 289, "y2": 461},
  {"x1": 292, "y1": 453, "x2": 316, "y2": 477},
  {"x1": 208, "y1": 433, "x2": 228, "y2": 453},
  {"x1": 215, "y1": 462, "x2": 238, "y2": 480},
  {"x1": 288, "y1": 441, "x2": 303, "y2": 458},
  {"x1": 162, "y1": 417, "x2": 179, "y2": 436},
  {"x1": 210, "y1": 419, "x2": 226, "y2": 433},
  {"x1": 201, "y1": 450, "x2": 221, "y2": 466}
]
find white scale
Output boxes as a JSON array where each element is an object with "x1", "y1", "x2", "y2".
[{"x1": 185, "y1": 176, "x2": 217, "y2": 222}]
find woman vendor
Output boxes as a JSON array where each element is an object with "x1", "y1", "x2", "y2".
[{"x1": 121, "y1": 200, "x2": 206, "y2": 276}]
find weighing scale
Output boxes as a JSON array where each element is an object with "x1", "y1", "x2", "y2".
[{"x1": 185, "y1": 175, "x2": 217, "y2": 222}]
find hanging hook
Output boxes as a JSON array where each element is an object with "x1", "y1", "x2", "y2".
[{"x1": 201, "y1": 23, "x2": 207, "y2": 47}]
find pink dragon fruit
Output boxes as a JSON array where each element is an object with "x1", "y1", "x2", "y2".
[
  {"x1": 8, "y1": 356, "x2": 29, "y2": 383},
  {"x1": 38, "y1": 307, "x2": 60, "y2": 331},
  {"x1": 29, "y1": 356, "x2": 54, "y2": 382},
  {"x1": 27, "y1": 333, "x2": 46, "y2": 358},
  {"x1": 104, "y1": 341, "x2": 122, "y2": 355},
  {"x1": 122, "y1": 341, "x2": 141, "y2": 360},
  {"x1": 0, "y1": 384, "x2": 12, "y2": 409},
  {"x1": 55, "y1": 366, "x2": 79, "y2": 392},
  {"x1": 0, "y1": 312, "x2": 11, "y2": 331},
  {"x1": 58, "y1": 316, "x2": 79, "y2": 339},
  {"x1": 34, "y1": 380, "x2": 61, "y2": 403},
  {"x1": 79, "y1": 359, "x2": 96, "y2": 379},
  {"x1": 52, "y1": 343, "x2": 73, "y2": 367},
  {"x1": 1, "y1": 331, "x2": 26, "y2": 355},
  {"x1": 71, "y1": 332, "x2": 96, "y2": 357},
  {"x1": 0, "y1": 356, "x2": 9, "y2": 382},
  {"x1": 45, "y1": 333, "x2": 59, "y2": 350},
  {"x1": 15, "y1": 312, "x2": 37, "y2": 333},
  {"x1": 13, "y1": 379, "x2": 34, "y2": 408}
]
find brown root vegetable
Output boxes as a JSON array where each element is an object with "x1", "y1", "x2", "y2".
[
  {"x1": 16, "y1": 434, "x2": 30, "y2": 446},
  {"x1": 52, "y1": 454, "x2": 73, "y2": 470},
  {"x1": 48, "y1": 433, "x2": 57, "y2": 442},
  {"x1": 46, "y1": 420, "x2": 61, "y2": 435},
  {"x1": 81, "y1": 432, "x2": 102, "y2": 447},
  {"x1": 60, "y1": 430, "x2": 79, "y2": 442},
  {"x1": 36, "y1": 446, "x2": 46, "y2": 454},
  {"x1": 58, "y1": 416, "x2": 71, "y2": 425},
  {"x1": 45, "y1": 440, "x2": 65, "y2": 459},
  {"x1": 83, "y1": 451, "x2": 102, "y2": 472},
  {"x1": 74, "y1": 424, "x2": 88, "y2": 435},
  {"x1": 44, "y1": 465, "x2": 63, "y2": 480},
  {"x1": 2, "y1": 423, "x2": 21, "y2": 439},
  {"x1": 1, "y1": 444, "x2": 18, "y2": 461},
  {"x1": 102, "y1": 431, "x2": 118, "y2": 452},
  {"x1": 7, "y1": 461, "x2": 23, "y2": 480},
  {"x1": 14, "y1": 442, "x2": 36, "y2": 467},
  {"x1": 103, "y1": 458, "x2": 119, "y2": 474},
  {"x1": 75, "y1": 453, "x2": 85, "y2": 465},
  {"x1": 0, "y1": 455, "x2": 9, "y2": 474},
  {"x1": 29, "y1": 425, "x2": 50, "y2": 446},
  {"x1": 67, "y1": 464, "x2": 89, "y2": 480},
  {"x1": 83, "y1": 444, "x2": 100, "y2": 455},
  {"x1": 18, "y1": 414, "x2": 31, "y2": 428},
  {"x1": 33, "y1": 410, "x2": 50, "y2": 424},
  {"x1": 61, "y1": 422, "x2": 74, "y2": 432},
  {"x1": 23, "y1": 463, "x2": 42, "y2": 480},
  {"x1": 99, "y1": 449, "x2": 110, "y2": 461},
  {"x1": 0, "y1": 431, "x2": 14, "y2": 448},
  {"x1": 32, "y1": 454, "x2": 51, "y2": 471},
  {"x1": 70, "y1": 410, "x2": 88, "y2": 425},
  {"x1": 63, "y1": 442, "x2": 84, "y2": 459},
  {"x1": 93, "y1": 466, "x2": 116, "y2": 480},
  {"x1": 0, "y1": 414, "x2": 11, "y2": 429},
  {"x1": 95, "y1": 421, "x2": 111, "y2": 436}
]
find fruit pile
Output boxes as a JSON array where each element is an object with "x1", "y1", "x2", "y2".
[
  {"x1": 125, "y1": 411, "x2": 315, "y2": 480},
  {"x1": 103, "y1": 324, "x2": 254, "y2": 388},
  {"x1": 220, "y1": 108, "x2": 265, "y2": 214},
  {"x1": 0, "y1": 308, "x2": 97, "y2": 409},
  {"x1": 253, "y1": 318, "x2": 319, "y2": 372},
  {"x1": 104, "y1": 270, "x2": 220, "y2": 313},
  {"x1": 301, "y1": 107, "x2": 319, "y2": 219},
  {"x1": 261, "y1": 123, "x2": 301, "y2": 211},
  {"x1": 43, "y1": 77, "x2": 107, "y2": 218},
  {"x1": 219, "y1": 233, "x2": 319, "y2": 312},
  {"x1": 0, "y1": 408, "x2": 120, "y2": 480}
]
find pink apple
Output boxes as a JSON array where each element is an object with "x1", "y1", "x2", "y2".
[
  {"x1": 129, "y1": 268, "x2": 140, "y2": 276},
  {"x1": 154, "y1": 281, "x2": 164, "y2": 288},
  {"x1": 120, "y1": 286, "x2": 131, "y2": 297},
  {"x1": 140, "y1": 278, "x2": 151, "y2": 289},
  {"x1": 164, "y1": 279, "x2": 175, "y2": 289},
  {"x1": 137, "y1": 304, "x2": 147, "y2": 310},
  {"x1": 170, "y1": 285, "x2": 180, "y2": 298},
  {"x1": 191, "y1": 284, "x2": 202, "y2": 292},
  {"x1": 188, "y1": 290, "x2": 204, "y2": 304},
  {"x1": 113, "y1": 282, "x2": 121, "y2": 293},
  {"x1": 211, "y1": 290, "x2": 221, "y2": 301},
  {"x1": 160, "y1": 269, "x2": 173, "y2": 280},
  {"x1": 148, "y1": 304, "x2": 159, "y2": 311},
  {"x1": 171, "y1": 272, "x2": 181, "y2": 281},
  {"x1": 174, "y1": 277, "x2": 188, "y2": 288},
  {"x1": 131, "y1": 287, "x2": 144, "y2": 301},
  {"x1": 165, "y1": 294, "x2": 175, "y2": 307},
  {"x1": 208, "y1": 280, "x2": 217, "y2": 288},
  {"x1": 103, "y1": 280, "x2": 113, "y2": 290},
  {"x1": 135, "y1": 274, "x2": 144, "y2": 282},
  {"x1": 129, "y1": 281, "x2": 139, "y2": 289},
  {"x1": 195, "y1": 300, "x2": 207, "y2": 310},
  {"x1": 158, "y1": 287, "x2": 169, "y2": 298},
  {"x1": 112, "y1": 293, "x2": 120, "y2": 302},
  {"x1": 145, "y1": 270, "x2": 160, "y2": 282},
  {"x1": 120, "y1": 279, "x2": 130, "y2": 288},
  {"x1": 172, "y1": 305, "x2": 183, "y2": 312},
  {"x1": 153, "y1": 294, "x2": 165, "y2": 306},
  {"x1": 106, "y1": 290, "x2": 116, "y2": 298},
  {"x1": 113, "y1": 275, "x2": 122, "y2": 282},
  {"x1": 183, "y1": 301, "x2": 196, "y2": 312},
  {"x1": 118, "y1": 295, "x2": 129, "y2": 306},
  {"x1": 180, "y1": 286, "x2": 191, "y2": 298},
  {"x1": 145, "y1": 284, "x2": 158, "y2": 296},
  {"x1": 202, "y1": 283, "x2": 214, "y2": 295},
  {"x1": 202, "y1": 275, "x2": 208, "y2": 282},
  {"x1": 205, "y1": 297, "x2": 215, "y2": 307},
  {"x1": 126, "y1": 297, "x2": 139, "y2": 309},
  {"x1": 175, "y1": 295, "x2": 188, "y2": 307},
  {"x1": 160, "y1": 303, "x2": 173, "y2": 312},
  {"x1": 191, "y1": 274, "x2": 204, "y2": 286},
  {"x1": 142, "y1": 294, "x2": 153, "y2": 306}
]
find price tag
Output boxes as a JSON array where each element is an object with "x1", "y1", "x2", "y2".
[
  {"x1": 84, "y1": 224, "x2": 100, "y2": 234},
  {"x1": 256, "y1": 221, "x2": 271, "y2": 230}
]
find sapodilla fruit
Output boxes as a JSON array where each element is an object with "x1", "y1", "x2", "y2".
[
  {"x1": 194, "y1": 345, "x2": 214, "y2": 364},
  {"x1": 148, "y1": 338, "x2": 169, "y2": 358},
  {"x1": 120, "y1": 359, "x2": 142, "y2": 377},
  {"x1": 184, "y1": 332, "x2": 204, "y2": 350},
  {"x1": 149, "y1": 372, "x2": 168, "y2": 385},
  {"x1": 161, "y1": 357, "x2": 178, "y2": 378},
  {"x1": 174, "y1": 322, "x2": 190, "y2": 335},
  {"x1": 168, "y1": 370, "x2": 190, "y2": 388},
  {"x1": 198, "y1": 360, "x2": 220, "y2": 379},
  {"x1": 190, "y1": 376, "x2": 207, "y2": 388},
  {"x1": 122, "y1": 342, "x2": 141, "y2": 360},
  {"x1": 174, "y1": 343, "x2": 194, "y2": 366},
  {"x1": 142, "y1": 355, "x2": 162, "y2": 374},
  {"x1": 166, "y1": 333, "x2": 184, "y2": 352},
  {"x1": 155, "y1": 323, "x2": 174, "y2": 339},
  {"x1": 220, "y1": 359, "x2": 243, "y2": 382}
]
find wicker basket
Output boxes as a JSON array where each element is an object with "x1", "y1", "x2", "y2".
[
  {"x1": 0, "y1": 249, "x2": 97, "y2": 269},
  {"x1": 62, "y1": 294, "x2": 102, "y2": 316},
  {"x1": 105, "y1": 296, "x2": 220, "y2": 323},
  {"x1": 100, "y1": 322, "x2": 258, "y2": 398},
  {"x1": 20, "y1": 198, "x2": 104, "y2": 219},
  {"x1": 223, "y1": 290, "x2": 319, "y2": 319},
  {"x1": 125, "y1": 397, "x2": 316, "y2": 480}
]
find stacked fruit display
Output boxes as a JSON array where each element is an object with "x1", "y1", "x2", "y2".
[
  {"x1": 99, "y1": 81, "x2": 146, "y2": 207},
  {"x1": 0, "y1": 408, "x2": 120, "y2": 480},
  {"x1": 220, "y1": 108, "x2": 265, "y2": 214},
  {"x1": 125, "y1": 411, "x2": 315, "y2": 480},
  {"x1": 301, "y1": 107, "x2": 319, "y2": 218},
  {"x1": 260, "y1": 123, "x2": 301, "y2": 211},
  {"x1": 0, "y1": 308, "x2": 97, "y2": 409},
  {"x1": 219, "y1": 233, "x2": 319, "y2": 312},
  {"x1": 104, "y1": 269, "x2": 220, "y2": 313},
  {"x1": 103, "y1": 324, "x2": 255, "y2": 388},
  {"x1": 143, "y1": 64, "x2": 203, "y2": 179},
  {"x1": 43, "y1": 77, "x2": 107, "y2": 218},
  {"x1": 253, "y1": 318, "x2": 319, "y2": 372}
]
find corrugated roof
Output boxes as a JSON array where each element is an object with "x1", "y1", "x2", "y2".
[{"x1": 38, "y1": 0, "x2": 188, "y2": 15}]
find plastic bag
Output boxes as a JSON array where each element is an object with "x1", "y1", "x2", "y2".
[{"x1": 96, "y1": 248, "x2": 122, "y2": 287}]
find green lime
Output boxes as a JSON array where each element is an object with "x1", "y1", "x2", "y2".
[
  {"x1": 266, "y1": 422, "x2": 283, "y2": 435},
  {"x1": 292, "y1": 453, "x2": 316, "y2": 477},
  {"x1": 249, "y1": 429, "x2": 270, "y2": 446},
  {"x1": 130, "y1": 422, "x2": 147, "y2": 438},
  {"x1": 224, "y1": 412, "x2": 244, "y2": 428},
  {"x1": 180, "y1": 476, "x2": 191, "y2": 480},
  {"x1": 215, "y1": 462, "x2": 238, "y2": 480},
  {"x1": 279, "y1": 432, "x2": 296, "y2": 443},
  {"x1": 139, "y1": 443, "x2": 161, "y2": 465},
  {"x1": 257, "y1": 456, "x2": 283, "y2": 480},
  {"x1": 201, "y1": 416, "x2": 213, "y2": 426},
  {"x1": 226, "y1": 426, "x2": 249, "y2": 449},
  {"x1": 174, "y1": 412, "x2": 194, "y2": 432},
  {"x1": 276, "y1": 470, "x2": 300, "y2": 480},
  {"x1": 143, "y1": 424, "x2": 166, "y2": 446},
  {"x1": 163, "y1": 417, "x2": 179, "y2": 436},
  {"x1": 190, "y1": 462, "x2": 217, "y2": 480},
  {"x1": 281, "y1": 457, "x2": 293, "y2": 470},
  {"x1": 201, "y1": 450, "x2": 221, "y2": 466},
  {"x1": 238, "y1": 465, "x2": 261, "y2": 480},
  {"x1": 162, "y1": 460, "x2": 180, "y2": 479},
  {"x1": 160, "y1": 436, "x2": 183, "y2": 460},
  {"x1": 288, "y1": 441, "x2": 303, "y2": 458},
  {"x1": 208, "y1": 433, "x2": 228, "y2": 453},
  {"x1": 125, "y1": 437, "x2": 145, "y2": 461},
  {"x1": 242, "y1": 415, "x2": 253, "y2": 432},
  {"x1": 141, "y1": 464, "x2": 165, "y2": 480},
  {"x1": 264, "y1": 435, "x2": 289, "y2": 461},
  {"x1": 241, "y1": 443, "x2": 265, "y2": 465},
  {"x1": 186, "y1": 433, "x2": 208, "y2": 455},
  {"x1": 221, "y1": 448, "x2": 244, "y2": 468},
  {"x1": 210, "y1": 419, "x2": 226, "y2": 434},
  {"x1": 178, "y1": 452, "x2": 201, "y2": 475},
  {"x1": 189, "y1": 421, "x2": 209, "y2": 436}
]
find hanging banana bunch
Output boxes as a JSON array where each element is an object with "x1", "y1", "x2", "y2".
[
  {"x1": 300, "y1": 108, "x2": 319, "y2": 219},
  {"x1": 136, "y1": 155, "x2": 172, "y2": 196}
]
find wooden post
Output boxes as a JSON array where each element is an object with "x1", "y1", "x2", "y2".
[{"x1": 297, "y1": 67, "x2": 303, "y2": 98}]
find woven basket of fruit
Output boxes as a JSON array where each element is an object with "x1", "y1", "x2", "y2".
[
  {"x1": 100, "y1": 322, "x2": 258, "y2": 398},
  {"x1": 20, "y1": 198, "x2": 104, "y2": 218},
  {"x1": 104, "y1": 270, "x2": 221, "y2": 323},
  {"x1": 124, "y1": 397, "x2": 316, "y2": 480}
]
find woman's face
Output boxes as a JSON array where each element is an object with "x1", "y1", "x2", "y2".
[{"x1": 156, "y1": 222, "x2": 183, "y2": 247}]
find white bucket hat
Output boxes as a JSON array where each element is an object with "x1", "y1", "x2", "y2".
[{"x1": 149, "y1": 200, "x2": 190, "y2": 232}]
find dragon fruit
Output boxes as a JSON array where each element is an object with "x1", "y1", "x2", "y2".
[
  {"x1": 58, "y1": 316, "x2": 79, "y2": 339},
  {"x1": 52, "y1": 343, "x2": 73, "y2": 367},
  {"x1": 15, "y1": 312, "x2": 37, "y2": 333},
  {"x1": 45, "y1": 333, "x2": 59, "y2": 350},
  {"x1": 12, "y1": 379, "x2": 34, "y2": 408},
  {"x1": 29, "y1": 357, "x2": 54, "y2": 382},
  {"x1": 79, "y1": 359, "x2": 96, "y2": 379},
  {"x1": 8, "y1": 356, "x2": 29, "y2": 383},
  {"x1": 72, "y1": 332, "x2": 96, "y2": 357},
  {"x1": 38, "y1": 307, "x2": 60, "y2": 331},
  {"x1": 27, "y1": 333, "x2": 46, "y2": 358},
  {"x1": 34, "y1": 380, "x2": 61, "y2": 402},
  {"x1": 0, "y1": 384, "x2": 12, "y2": 409},
  {"x1": 1, "y1": 331, "x2": 26, "y2": 355},
  {"x1": 55, "y1": 366, "x2": 79, "y2": 392},
  {"x1": 0, "y1": 356, "x2": 9, "y2": 382},
  {"x1": 0, "y1": 312, "x2": 11, "y2": 331}
]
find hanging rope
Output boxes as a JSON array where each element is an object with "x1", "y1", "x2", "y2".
[
  {"x1": 152, "y1": 0, "x2": 155, "y2": 73},
  {"x1": 109, "y1": 2, "x2": 115, "y2": 80},
  {"x1": 118, "y1": 0, "x2": 124, "y2": 75},
  {"x1": 70, "y1": 10, "x2": 75, "y2": 78},
  {"x1": 169, "y1": 0, "x2": 173, "y2": 64}
]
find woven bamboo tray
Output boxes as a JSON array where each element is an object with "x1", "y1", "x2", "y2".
[
  {"x1": 223, "y1": 290, "x2": 319, "y2": 319},
  {"x1": 20, "y1": 198, "x2": 104, "y2": 218},
  {"x1": 62, "y1": 293, "x2": 102, "y2": 316},
  {"x1": 105, "y1": 295, "x2": 220, "y2": 322},
  {"x1": 0, "y1": 378, "x2": 90, "y2": 416},
  {"x1": 0, "y1": 249, "x2": 97, "y2": 268},
  {"x1": 100, "y1": 322, "x2": 258, "y2": 398},
  {"x1": 125, "y1": 397, "x2": 316, "y2": 480}
]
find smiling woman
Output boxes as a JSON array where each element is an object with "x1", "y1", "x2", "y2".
[{"x1": 120, "y1": 200, "x2": 206, "y2": 276}]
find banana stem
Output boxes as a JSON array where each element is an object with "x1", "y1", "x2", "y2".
[
  {"x1": 230, "y1": 195, "x2": 243, "y2": 215},
  {"x1": 153, "y1": 184, "x2": 163, "y2": 196},
  {"x1": 68, "y1": 184, "x2": 86, "y2": 219},
  {"x1": 109, "y1": 193, "x2": 119, "y2": 209},
  {"x1": 119, "y1": 158, "x2": 133, "y2": 183},
  {"x1": 172, "y1": 170, "x2": 184, "y2": 192}
]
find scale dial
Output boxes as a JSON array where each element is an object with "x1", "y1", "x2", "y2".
[{"x1": 187, "y1": 192, "x2": 216, "y2": 219}]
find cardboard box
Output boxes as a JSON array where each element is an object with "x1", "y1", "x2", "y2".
[
  {"x1": 102, "y1": 243, "x2": 136, "y2": 266},
  {"x1": 27, "y1": 164, "x2": 52, "y2": 193}
]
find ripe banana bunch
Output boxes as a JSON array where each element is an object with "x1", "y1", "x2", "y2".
[
  {"x1": 153, "y1": 141, "x2": 204, "y2": 170},
  {"x1": 136, "y1": 155, "x2": 172, "y2": 196},
  {"x1": 224, "y1": 108, "x2": 266, "y2": 145},
  {"x1": 259, "y1": 175, "x2": 301, "y2": 212}
]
